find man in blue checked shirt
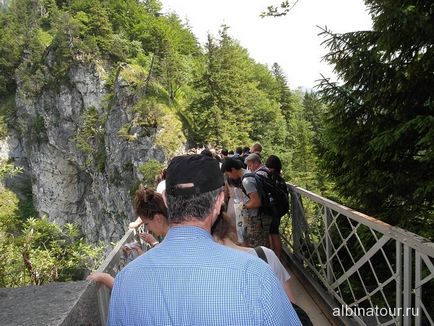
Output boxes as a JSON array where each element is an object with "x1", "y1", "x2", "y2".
[{"x1": 108, "y1": 154, "x2": 301, "y2": 325}]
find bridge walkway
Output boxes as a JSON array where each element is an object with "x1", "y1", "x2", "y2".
[{"x1": 92, "y1": 184, "x2": 434, "y2": 326}]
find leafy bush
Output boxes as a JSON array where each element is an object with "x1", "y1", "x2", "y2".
[
  {"x1": 0, "y1": 116, "x2": 7, "y2": 140},
  {"x1": 155, "y1": 107, "x2": 186, "y2": 158},
  {"x1": 0, "y1": 161, "x2": 105, "y2": 287},
  {"x1": 138, "y1": 160, "x2": 163, "y2": 187},
  {"x1": 0, "y1": 187, "x2": 20, "y2": 232},
  {"x1": 0, "y1": 209, "x2": 105, "y2": 287},
  {"x1": 74, "y1": 106, "x2": 107, "y2": 169}
]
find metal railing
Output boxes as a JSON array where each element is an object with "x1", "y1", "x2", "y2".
[
  {"x1": 281, "y1": 184, "x2": 434, "y2": 326},
  {"x1": 93, "y1": 228, "x2": 148, "y2": 325}
]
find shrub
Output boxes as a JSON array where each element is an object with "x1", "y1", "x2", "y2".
[{"x1": 138, "y1": 160, "x2": 163, "y2": 187}]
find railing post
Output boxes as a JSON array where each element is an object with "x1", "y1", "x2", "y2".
[
  {"x1": 396, "y1": 241, "x2": 402, "y2": 326},
  {"x1": 290, "y1": 186, "x2": 301, "y2": 256},
  {"x1": 97, "y1": 284, "x2": 111, "y2": 325},
  {"x1": 403, "y1": 245, "x2": 412, "y2": 326},
  {"x1": 325, "y1": 206, "x2": 333, "y2": 284},
  {"x1": 415, "y1": 253, "x2": 422, "y2": 326}
]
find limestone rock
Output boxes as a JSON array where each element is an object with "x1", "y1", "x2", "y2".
[{"x1": 4, "y1": 60, "x2": 173, "y2": 244}]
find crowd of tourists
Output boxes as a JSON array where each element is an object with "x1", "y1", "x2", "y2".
[{"x1": 88, "y1": 143, "x2": 312, "y2": 325}]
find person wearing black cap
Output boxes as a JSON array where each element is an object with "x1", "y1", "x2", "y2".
[{"x1": 108, "y1": 154, "x2": 301, "y2": 325}]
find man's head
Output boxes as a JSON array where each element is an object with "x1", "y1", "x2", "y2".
[
  {"x1": 221, "y1": 148, "x2": 229, "y2": 158},
  {"x1": 220, "y1": 158, "x2": 244, "y2": 181},
  {"x1": 250, "y1": 142, "x2": 262, "y2": 155},
  {"x1": 166, "y1": 155, "x2": 224, "y2": 224},
  {"x1": 235, "y1": 147, "x2": 243, "y2": 155},
  {"x1": 244, "y1": 153, "x2": 262, "y2": 172}
]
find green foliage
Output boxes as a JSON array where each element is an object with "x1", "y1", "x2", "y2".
[
  {"x1": 318, "y1": 1, "x2": 434, "y2": 236},
  {"x1": 0, "y1": 215, "x2": 105, "y2": 286},
  {"x1": 117, "y1": 123, "x2": 134, "y2": 141},
  {"x1": 133, "y1": 97, "x2": 164, "y2": 128},
  {"x1": 272, "y1": 63, "x2": 294, "y2": 128},
  {"x1": 30, "y1": 113, "x2": 47, "y2": 143},
  {"x1": 0, "y1": 1, "x2": 24, "y2": 96},
  {"x1": 14, "y1": 29, "x2": 47, "y2": 96},
  {"x1": 261, "y1": 1, "x2": 299, "y2": 18},
  {"x1": 129, "y1": 181, "x2": 141, "y2": 197},
  {"x1": 155, "y1": 107, "x2": 186, "y2": 158},
  {"x1": 119, "y1": 63, "x2": 149, "y2": 88},
  {"x1": 186, "y1": 29, "x2": 256, "y2": 148},
  {"x1": 0, "y1": 186, "x2": 20, "y2": 232},
  {"x1": 0, "y1": 178, "x2": 105, "y2": 287},
  {"x1": 0, "y1": 159, "x2": 22, "y2": 183},
  {"x1": 15, "y1": 178, "x2": 37, "y2": 222},
  {"x1": 138, "y1": 160, "x2": 163, "y2": 187},
  {"x1": 248, "y1": 87, "x2": 287, "y2": 150},
  {"x1": 74, "y1": 106, "x2": 107, "y2": 170},
  {"x1": 0, "y1": 96, "x2": 15, "y2": 139},
  {"x1": 0, "y1": 116, "x2": 8, "y2": 140}
]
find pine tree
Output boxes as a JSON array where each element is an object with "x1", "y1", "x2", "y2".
[
  {"x1": 187, "y1": 28, "x2": 254, "y2": 148},
  {"x1": 318, "y1": 0, "x2": 434, "y2": 237}
]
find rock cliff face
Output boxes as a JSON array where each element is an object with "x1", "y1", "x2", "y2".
[{"x1": 2, "y1": 60, "x2": 173, "y2": 243}]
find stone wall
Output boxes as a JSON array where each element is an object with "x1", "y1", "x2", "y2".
[{"x1": 0, "y1": 281, "x2": 101, "y2": 326}]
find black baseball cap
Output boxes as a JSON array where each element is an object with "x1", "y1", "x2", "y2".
[{"x1": 166, "y1": 154, "x2": 224, "y2": 196}]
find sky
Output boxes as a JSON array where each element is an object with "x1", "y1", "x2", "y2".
[{"x1": 161, "y1": 0, "x2": 373, "y2": 90}]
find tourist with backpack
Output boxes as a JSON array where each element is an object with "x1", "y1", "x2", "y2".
[
  {"x1": 265, "y1": 154, "x2": 289, "y2": 258},
  {"x1": 221, "y1": 156, "x2": 272, "y2": 247},
  {"x1": 244, "y1": 153, "x2": 290, "y2": 253}
]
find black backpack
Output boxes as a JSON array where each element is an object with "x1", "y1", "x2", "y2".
[{"x1": 242, "y1": 171, "x2": 289, "y2": 218}]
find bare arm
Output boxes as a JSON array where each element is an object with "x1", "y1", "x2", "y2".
[
  {"x1": 87, "y1": 272, "x2": 114, "y2": 290},
  {"x1": 284, "y1": 279, "x2": 297, "y2": 304},
  {"x1": 139, "y1": 233, "x2": 159, "y2": 247},
  {"x1": 129, "y1": 217, "x2": 143, "y2": 229},
  {"x1": 244, "y1": 191, "x2": 261, "y2": 209}
]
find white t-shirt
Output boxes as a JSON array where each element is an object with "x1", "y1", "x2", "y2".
[
  {"x1": 246, "y1": 246, "x2": 290, "y2": 285},
  {"x1": 156, "y1": 180, "x2": 166, "y2": 194}
]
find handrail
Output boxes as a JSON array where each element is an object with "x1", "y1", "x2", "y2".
[
  {"x1": 94, "y1": 229, "x2": 136, "y2": 325},
  {"x1": 292, "y1": 186, "x2": 434, "y2": 257},
  {"x1": 282, "y1": 184, "x2": 434, "y2": 326}
]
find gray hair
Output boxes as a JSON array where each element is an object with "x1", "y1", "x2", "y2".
[
  {"x1": 167, "y1": 187, "x2": 223, "y2": 224},
  {"x1": 244, "y1": 153, "x2": 261, "y2": 164}
]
